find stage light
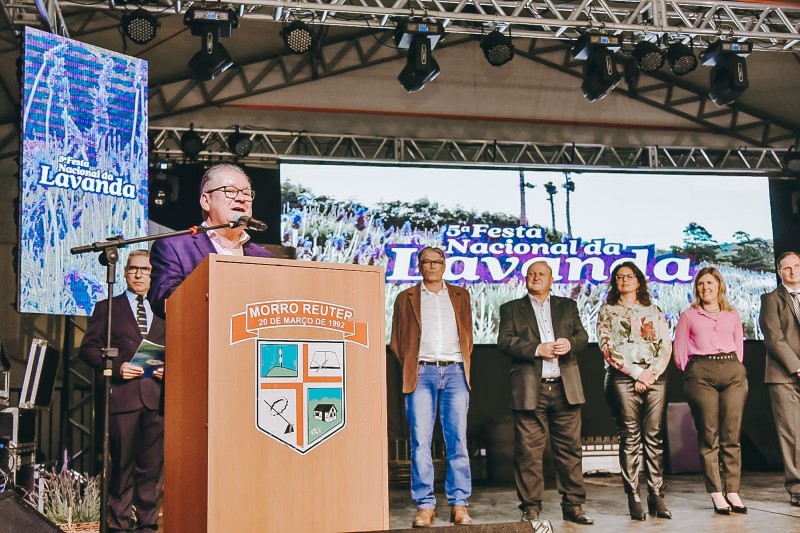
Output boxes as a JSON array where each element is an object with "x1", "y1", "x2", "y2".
[
  {"x1": 572, "y1": 33, "x2": 621, "y2": 102},
  {"x1": 121, "y1": 8, "x2": 159, "y2": 45},
  {"x1": 395, "y1": 20, "x2": 444, "y2": 93},
  {"x1": 149, "y1": 179, "x2": 173, "y2": 207},
  {"x1": 785, "y1": 146, "x2": 800, "y2": 176},
  {"x1": 666, "y1": 41, "x2": 698, "y2": 76},
  {"x1": 281, "y1": 20, "x2": 314, "y2": 54},
  {"x1": 632, "y1": 40, "x2": 664, "y2": 73},
  {"x1": 228, "y1": 127, "x2": 252, "y2": 157},
  {"x1": 701, "y1": 40, "x2": 751, "y2": 107},
  {"x1": 481, "y1": 30, "x2": 514, "y2": 67},
  {"x1": 180, "y1": 125, "x2": 204, "y2": 159},
  {"x1": 184, "y1": 7, "x2": 239, "y2": 81}
]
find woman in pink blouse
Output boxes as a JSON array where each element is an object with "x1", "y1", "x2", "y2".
[{"x1": 674, "y1": 266, "x2": 747, "y2": 515}]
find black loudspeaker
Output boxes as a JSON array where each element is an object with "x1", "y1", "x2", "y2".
[
  {"x1": 0, "y1": 490, "x2": 63, "y2": 533},
  {"x1": 350, "y1": 520, "x2": 554, "y2": 533}
]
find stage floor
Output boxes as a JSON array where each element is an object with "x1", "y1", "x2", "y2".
[{"x1": 387, "y1": 471, "x2": 800, "y2": 531}]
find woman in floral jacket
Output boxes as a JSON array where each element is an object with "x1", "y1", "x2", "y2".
[{"x1": 597, "y1": 261, "x2": 673, "y2": 521}]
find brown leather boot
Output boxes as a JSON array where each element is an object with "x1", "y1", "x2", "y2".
[
  {"x1": 450, "y1": 505, "x2": 473, "y2": 525},
  {"x1": 412, "y1": 508, "x2": 435, "y2": 528}
]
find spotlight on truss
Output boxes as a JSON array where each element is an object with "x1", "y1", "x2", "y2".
[
  {"x1": 572, "y1": 33, "x2": 622, "y2": 102},
  {"x1": 395, "y1": 19, "x2": 444, "y2": 93},
  {"x1": 184, "y1": 7, "x2": 239, "y2": 81},
  {"x1": 700, "y1": 40, "x2": 751, "y2": 107}
]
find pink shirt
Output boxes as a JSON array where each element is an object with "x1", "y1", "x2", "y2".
[{"x1": 673, "y1": 306, "x2": 744, "y2": 371}]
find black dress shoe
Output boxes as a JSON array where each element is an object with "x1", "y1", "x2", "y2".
[
  {"x1": 521, "y1": 507, "x2": 540, "y2": 521},
  {"x1": 712, "y1": 499, "x2": 731, "y2": 515},
  {"x1": 791, "y1": 494, "x2": 800, "y2": 507},
  {"x1": 562, "y1": 506, "x2": 595, "y2": 525},
  {"x1": 725, "y1": 496, "x2": 747, "y2": 514}
]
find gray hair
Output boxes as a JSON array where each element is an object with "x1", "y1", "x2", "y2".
[
  {"x1": 126, "y1": 249, "x2": 150, "y2": 268},
  {"x1": 199, "y1": 164, "x2": 251, "y2": 201}
]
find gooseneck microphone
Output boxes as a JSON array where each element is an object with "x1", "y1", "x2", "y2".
[{"x1": 231, "y1": 215, "x2": 268, "y2": 232}]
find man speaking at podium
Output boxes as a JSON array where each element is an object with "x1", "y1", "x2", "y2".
[{"x1": 149, "y1": 164, "x2": 275, "y2": 316}]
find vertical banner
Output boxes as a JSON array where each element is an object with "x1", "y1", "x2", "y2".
[{"x1": 19, "y1": 27, "x2": 149, "y2": 316}]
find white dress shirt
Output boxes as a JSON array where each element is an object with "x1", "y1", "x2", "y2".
[
  {"x1": 418, "y1": 283, "x2": 463, "y2": 363},
  {"x1": 204, "y1": 221, "x2": 250, "y2": 256},
  {"x1": 528, "y1": 293, "x2": 560, "y2": 378}
]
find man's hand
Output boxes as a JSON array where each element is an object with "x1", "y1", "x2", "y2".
[
  {"x1": 553, "y1": 338, "x2": 572, "y2": 357},
  {"x1": 538, "y1": 342, "x2": 557, "y2": 359},
  {"x1": 153, "y1": 367, "x2": 164, "y2": 380},
  {"x1": 120, "y1": 362, "x2": 144, "y2": 380}
]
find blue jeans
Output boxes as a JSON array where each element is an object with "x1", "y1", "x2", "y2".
[{"x1": 405, "y1": 362, "x2": 471, "y2": 509}]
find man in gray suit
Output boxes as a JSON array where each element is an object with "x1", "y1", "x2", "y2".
[
  {"x1": 498, "y1": 261, "x2": 594, "y2": 525},
  {"x1": 760, "y1": 250, "x2": 800, "y2": 506}
]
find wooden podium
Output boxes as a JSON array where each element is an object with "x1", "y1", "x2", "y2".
[{"x1": 163, "y1": 255, "x2": 388, "y2": 533}]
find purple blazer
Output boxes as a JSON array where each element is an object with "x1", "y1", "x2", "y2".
[{"x1": 148, "y1": 231, "x2": 276, "y2": 317}]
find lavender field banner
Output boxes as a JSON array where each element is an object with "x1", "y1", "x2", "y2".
[
  {"x1": 280, "y1": 163, "x2": 776, "y2": 343},
  {"x1": 19, "y1": 27, "x2": 149, "y2": 316}
]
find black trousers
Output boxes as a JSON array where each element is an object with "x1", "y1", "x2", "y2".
[
  {"x1": 605, "y1": 369, "x2": 667, "y2": 496},
  {"x1": 109, "y1": 407, "x2": 164, "y2": 532},
  {"x1": 512, "y1": 380, "x2": 586, "y2": 511}
]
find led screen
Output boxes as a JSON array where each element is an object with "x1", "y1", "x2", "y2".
[
  {"x1": 19, "y1": 27, "x2": 149, "y2": 316},
  {"x1": 281, "y1": 164, "x2": 776, "y2": 343}
]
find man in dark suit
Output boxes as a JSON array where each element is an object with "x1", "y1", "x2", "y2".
[
  {"x1": 80, "y1": 250, "x2": 165, "y2": 533},
  {"x1": 498, "y1": 261, "x2": 594, "y2": 525},
  {"x1": 759, "y1": 250, "x2": 800, "y2": 507},
  {"x1": 148, "y1": 164, "x2": 276, "y2": 316}
]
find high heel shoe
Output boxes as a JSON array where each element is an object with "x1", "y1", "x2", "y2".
[
  {"x1": 725, "y1": 495, "x2": 748, "y2": 514},
  {"x1": 627, "y1": 493, "x2": 646, "y2": 521},
  {"x1": 647, "y1": 493, "x2": 672, "y2": 519},
  {"x1": 712, "y1": 498, "x2": 732, "y2": 515}
]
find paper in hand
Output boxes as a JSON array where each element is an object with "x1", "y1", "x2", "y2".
[{"x1": 130, "y1": 339, "x2": 165, "y2": 378}]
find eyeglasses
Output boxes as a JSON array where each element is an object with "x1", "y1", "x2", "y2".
[
  {"x1": 419, "y1": 260, "x2": 445, "y2": 267},
  {"x1": 204, "y1": 186, "x2": 255, "y2": 201},
  {"x1": 615, "y1": 273, "x2": 636, "y2": 281},
  {"x1": 126, "y1": 266, "x2": 152, "y2": 275}
]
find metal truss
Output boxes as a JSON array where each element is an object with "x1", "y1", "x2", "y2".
[
  {"x1": 149, "y1": 125, "x2": 790, "y2": 173},
  {"x1": 0, "y1": 0, "x2": 69, "y2": 39},
  {"x1": 42, "y1": 1, "x2": 800, "y2": 52}
]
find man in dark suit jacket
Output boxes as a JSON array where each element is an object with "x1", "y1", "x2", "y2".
[
  {"x1": 498, "y1": 261, "x2": 594, "y2": 525},
  {"x1": 148, "y1": 164, "x2": 276, "y2": 317},
  {"x1": 80, "y1": 250, "x2": 166, "y2": 533},
  {"x1": 759, "y1": 250, "x2": 800, "y2": 507}
]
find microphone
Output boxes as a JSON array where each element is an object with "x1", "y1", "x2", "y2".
[{"x1": 231, "y1": 215, "x2": 268, "y2": 232}]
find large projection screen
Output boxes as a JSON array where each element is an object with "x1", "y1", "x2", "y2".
[
  {"x1": 280, "y1": 163, "x2": 776, "y2": 343},
  {"x1": 18, "y1": 27, "x2": 149, "y2": 316}
]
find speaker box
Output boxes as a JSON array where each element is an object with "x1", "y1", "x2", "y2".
[
  {"x1": 0, "y1": 490, "x2": 63, "y2": 533},
  {"x1": 350, "y1": 520, "x2": 554, "y2": 533}
]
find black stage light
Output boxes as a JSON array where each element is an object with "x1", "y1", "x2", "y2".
[
  {"x1": 666, "y1": 41, "x2": 698, "y2": 76},
  {"x1": 481, "y1": 30, "x2": 514, "y2": 67},
  {"x1": 180, "y1": 126, "x2": 204, "y2": 159},
  {"x1": 632, "y1": 40, "x2": 664, "y2": 73},
  {"x1": 395, "y1": 20, "x2": 445, "y2": 93},
  {"x1": 700, "y1": 40, "x2": 751, "y2": 107},
  {"x1": 572, "y1": 33, "x2": 622, "y2": 102},
  {"x1": 228, "y1": 127, "x2": 252, "y2": 157},
  {"x1": 184, "y1": 7, "x2": 239, "y2": 81},
  {"x1": 121, "y1": 8, "x2": 159, "y2": 45},
  {"x1": 282, "y1": 20, "x2": 314, "y2": 54},
  {"x1": 785, "y1": 146, "x2": 800, "y2": 176},
  {"x1": 149, "y1": 179, "x2": 173, "y2": 207}
]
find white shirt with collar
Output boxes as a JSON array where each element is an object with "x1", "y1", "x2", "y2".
[
  {"x1": 528, "y1": 293, "x2": 560, "y2": 379},
  {"x1": 418, "y1": 283, "x2": 463, "y2": 364},
  {"x1": 203, "y1": 221, "x2": 250, "y2": 256},
  {"x1": 125, "y1": 290, "x2": 152, "y2": 333}
]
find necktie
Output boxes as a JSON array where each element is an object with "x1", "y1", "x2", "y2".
[{"x1": 136, "y1": 295, "x2": 148, "y2": 335}]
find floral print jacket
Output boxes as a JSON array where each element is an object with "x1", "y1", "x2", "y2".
[{"x1": 596, "y1": 302, "x2": 672, "y2": 380}]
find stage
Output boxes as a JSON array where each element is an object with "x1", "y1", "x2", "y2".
[{"x1": 383, "y1": 471, "x2": 799, "y2": 532}]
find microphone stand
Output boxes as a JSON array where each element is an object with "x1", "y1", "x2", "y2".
[{"x1": 70, "y1": 221, "x2": 242, "y2": 533}]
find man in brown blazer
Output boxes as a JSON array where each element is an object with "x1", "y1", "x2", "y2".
[
  {"x1": 759, "y1": 250, "x2": 800, "y2": 506},
  {"x1": 389, "y1": 246, "x2": 474, "y2": 527},
  {"x1": 498, "y1": 261, "x2": 594, "y2": 525}
]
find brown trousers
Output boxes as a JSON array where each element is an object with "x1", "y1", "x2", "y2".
[{"x1": 683, "y1": 354, "x2": 748, "y2": 493}]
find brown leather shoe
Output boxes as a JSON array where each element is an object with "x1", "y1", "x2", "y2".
[
  {"x1": 450, "y1": 505, "x2": 473, "y2": 525},
  {"x1": 412, "y1": 508, "x2": 435, "y2": 528}
]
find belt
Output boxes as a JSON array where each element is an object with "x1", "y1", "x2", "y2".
[
  {"x1": 419, "y1": 360, "x2": 457, "y2": 367},
  {"x1": 542, "y1": 377, "x2": 562, "y2": 383},
  {"x1": 704, "y1": 353, "x2": 737, "y2": 361}
]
